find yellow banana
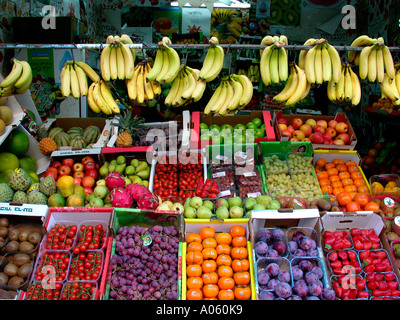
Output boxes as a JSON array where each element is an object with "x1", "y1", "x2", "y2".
[
  {"x1": 383, "y1": 45, "x2": 395, "y2": 79},
  {"x1": 314, "y1": 44, "x2": 323, "y2": 85},
  {"x1": 218, "y1": 80, "x2": 234, "y2": 115},
  {"x1": 162, "y1": 45, "x2": 181, "y2": 84},
  {"x1": 270, "y1": 47, "x2": 280, "y2": 84},
  {"x1": 376, "y1": 46, "x2": 385, "y2": 83},
  {"x1": 381, "y1": 73, "x2": 399, "y2": 102},
  {"x1": 359, "y1": 45, "x2": 373, "y2": 80},
  {"x1": 74, "y1": 63, "x2": 88, "y2": 96},
  {"x1": 126, "y1": 64, "x2": 140, "y2": 100},
  {"x1": 92, "y1": 81, "x2": 112, "y2": 114},
  {"x1": 260, "y1": 35, "x2": 276, "y2": 57},
  {"x1": 299, "y1": 38, "x2": 316, "y2": 70},
  {"x1": 327, "y1": 79, "x2": 337, "y2": 103},
  {"x1": 100, "y1": 44, "x2": 112, "y2": 81},
  {"x1": 199, "y1": 46, "x2": 216, "y2": 80},
  {"x1": 234, "y1": 74, "x2": 253, "y2": 108},
  {"x1": 286, "y1": 65, "x2": 308, "y2": 106},
  {"x1": 260, "y1": 45, "x2": 273, "y2": 86},
  {"x1": 278, "y1": 47, "x2": 288, "y2": 82},
  {"x1": 109, "y1": 45, "x2": 118, "y2": 80},
  {"x1": 227, "y1": 76, "x2": 243, "y2": 111},
  {"x1": 367, "y1": 45, "x2": 377, "y2": 82},
  {"x1": 115, "y1": 44, "x2": 125, "y2": 80},
  {"x1": 321, "y1": 44, "x2": 332, "y2": 83},
  {"x1": 206, "y1": 81, "x2": 225, "y2": 113},
  {"x1": 60, "y1": 62, "x2": 71, "y2": 97},
  {"x1": 344, "y1": 65, "x2": 353, "y2": 102},
  {"x1": 75, "y1": 61, "x2": 100, "y2": 82},
  {"x1": 349, "y1": 66, "x2": 361, "y2": 106},
  {"x1": 304, "y1": 44, "x2": 317, "y2": 83},
  {"x1": 100, "y1": 80, "x2": 120, "y2": 113},
  {"x1": 120, "y1": 34, "x2": 136, "y2": 66},
  {"x1": 14, "y1": 60, "x2": 32, "y2": 89},
  {"x1": 298, "y1": 81, "x2": 311, "y2": 101},
  {"x1": 348, "y1": 35, "x2": 376, "y2": 63},
  {"x1": 106, "y1": 35, "x2": 114, "y2": 44},
  {"x1": 146, "y1": 63, "x2": 161, "y2": 97},
  {"x1": 119, "y1": 43, "x2": 134, "y2": 80},
  {"x1": 203, "y1": 45, "x2": 224, "y2": 82},
  {"x1": 142, "y1": 63, "x2": 155, "y2": 101},
  {"x1": 146, "y1": 47, "x2": 164, "y2": 82},
  {"x1": 181, "y1": 66, "x2": 197, "y2": 100},
  {"x1": 273, "y1": 64, "x2": 298, "y2": 103},
  {"x1": 87, "y1": 82, "x2": 101, "y2": 114},
  {"x1": 335, "y1": 65, "x2": 345, "y2": 103},
  {"x1": 0, "y1": 59, "x2": 23, "y2": 88},
  {"x1": 136, "y1": 64, "x2": 145, "y2": 104},
  {"x1": 69, "y1": 64, "x2": 80, "y2": 98},
  {"x1": 171, "y1": 71, "x2": 185, "y2": 107},
  {"x1": 395, "y1": 69, "x2": 400, "y2": 95},
  {"x1": 192, "y1": 78, "x2": 207, "y2": 102},
  {"x1": 15, "y1": 77, "x2": 32, "y2": 94},
  {"x1": 326, "y1": 43, "x2": 341, "y2": 85},
  {"x1": 155, "y1": 48, "x2": 170, "y2": 84},
  {"x1": 165, "y1": 71, "x2": 182, "y2": 106}
]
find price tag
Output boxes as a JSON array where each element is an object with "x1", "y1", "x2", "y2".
[
  {"x1": 234, "y1": 151, "x2": 247, "y2": 159},
  {"x1": 218, "y1": 190, "x2": 231, "y2": 197},
  {"x1": 243, "y1": 171, "x2": 257, "y2": 177},
  {"x1": 212, "y1": 171, "x2": 226, "y2": 178},
  {"x1": 215, "y1": 155, "x2": 228, "y2": 161},
  {"x1": 384, "y1": 197, "x2": 396, "y2": 208},
  {"x1": 247, "y1": 192, "x2": 261, "y2": 198}
]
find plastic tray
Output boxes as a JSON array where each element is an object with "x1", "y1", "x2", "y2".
[
  {"x1": 60, "y1": 281, "x2": 98, "y2": 300},
  {"x1": 76, "y1": 220, "x2": 109, "y2": 252},
  {"x1": 287, "y1": 152, "x2": 314, "y2": 174},
  {"x1": 0, "y1": 252, "x2": 36, "y2": 291},
  {"x1": 40, "y1": 221, "x2": 79, "y2": 253},
  {"x1": 2, "y1": 223, "x2": 43, "y2": 255},
  {"x1": 32, "y1": 250, "x2": 72, "y2": 283},
  {"x1": 326, "y1": 249, "x2": 362, "y2": 276},
  {"x1": 255, "y1": 257, "x2": 291, "y2": 296},
  {"x1": 254, "y1": 227, "x2": 288, "y2": 260},
  {"x1": 286, "y1": 227, "x2": 320, "y2": 259},
  {"x1": 68, "y1": 250, "x2": 104, "y2": 283},
  {"x1": 370, "y1": 174, "x2": 400, "y2": 197},
  {"x1": 263, "y1": 153, "x2": 289, "y2": 175}
]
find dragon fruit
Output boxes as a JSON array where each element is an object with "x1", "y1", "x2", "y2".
[
  {"x1": 136, "y1": 193, "x2": 160, "y2": 210},
  {"x1": 105, "y1": 172, "x2": 126, "y2": 191},
  {"x1": 110, "y1": 187, "x2": 133, "y2": 208},
  {"x1": 126, "y1": 183, "x2": 152, "y2": 202}
]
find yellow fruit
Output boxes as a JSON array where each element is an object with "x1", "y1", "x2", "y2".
[
  {"x1": 0, "y1": 106, "x2": 13, "y2": 125},
  {"x1": 116, "y1": 131, "x2": 133, "y2": 147},
  {"x1": 385, "y1": 181, "x2": 398, "y2": 189},
  {"x1": 66, "y1": 194, "x2": 85, "y2": 207},
  {"x1": 0, "y1": 119, "x2": 5, "y2": 136},
  {"x1": 56, "y1": 175, "x2": 75, "y2": 198},
  {"x1": 39, "y1": 137, "x2": 57, "y2": 156}
]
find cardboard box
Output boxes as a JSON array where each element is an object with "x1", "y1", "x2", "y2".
[
  {"x1": 273, "y1": 111, "x2": 357, "y2": 150},
  {"x1": 191, "y1": 110, "x2": 276, "y2": 150}
]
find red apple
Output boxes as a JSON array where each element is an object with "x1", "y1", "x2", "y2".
[
  {"x1": 310, "y1": 133, "x2": 324, "y2": 144},
  {"x1": 74, "y1": 177, "x2": 82, "y2": 186},
  {"x1": 305, "y1": 118, "x2": 317, "y2": 128},
  {"x1": 58, "y1": 165, "x2": 72, "y2": 177},
  {"x1": 278, "y1": 123, "x2": 288, "y2": 131},
  {"x1": 81, "y1": 156, "x2": 95, "y2": 166},
  {"x1": 313, "y1": 125, "x2": 326, "y2": 134},
  {"x1": 326, "y1": 127, "x2": 337, "y2": 139},
  {"x1": 290, "y1": 137, "x2": 299, "y2": 142},
  {"x1": 50, "y1": 161, "x2": 61, "y2": 169},
  {"x1": 333, "y1": 139, "x2": 345, "y2": 145},
  {"x1": 324, "y1": 140, "x2": 333, "y2": 145},
  {"x1": 300, "y1": 124, "x2": 312, "y2": 136},
  {"x1": 316, "y1": 120, "x2": 328, "y2": 129},
  {"x1": 328, "y1": 120, "x2": 338, "y2": 128},
  {"x1": 84, "y1": 187, "x2": 94, "y2": 196},
  {"x1": 322, "y1": 133, "x2": 332, "y2": 142},
  {"x1": 84, "y1": 162, "x2": 96, "y2": 171},
  {"x1": 73, "y1": 163, "x2": 84, "y2": 172},
  {"x1": 277, "y1": 118, "x2": 288, "y2": 125},
  {"x1": 293, "y1": 130, "x2": 306, "y2": 141},
  {"x1": 335, "y1": 122, "x2": 348, "y2": 133},
  {"x1": 85, "y1": 169, "x2": 99, "y2": 180},
  {"x1": 281, "y1": 129, "x2": 292, "y2": 138},
  {"x1": 287, "y1": 125, "x2": 295, "y2": 134},
  {"x1": 337, "y1": 133, "x2": 350, "y2": 144},
  {"x1": 292, "y1": 118, "x2": 303, "y2": 130},
  {"x1": 62, "y1": 158, "x2": 74, "y2": 167},
  {"x1": 45, "y1": 167, "x2": 58, "y2": 180},
  {"x1": 82, "y1": 176, "x2": 95, "y2": 188},
  {"x1": 73, "y1": 171, "x2": 85, "y2": 179}
]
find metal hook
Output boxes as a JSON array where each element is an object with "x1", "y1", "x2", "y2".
[
  {"x1": 11, "y1": 48, "x2": 22, "y2": 61},
  {"x1": 183, "y1": 43, "x2": 189, "y2": 66}
]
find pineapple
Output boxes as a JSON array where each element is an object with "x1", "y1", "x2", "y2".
[
  {"x1": 38, "y1": 124, "x2": 57, "y2": 155},
  {"x1": 115, "y1": 109, "x2": 146, "y2": 147}
]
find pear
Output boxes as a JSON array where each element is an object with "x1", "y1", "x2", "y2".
[
  {"x1": 142, "y1": 180, "x2": 149, "y2": 188},
  {"x1": 135, "y1": 161, "x2": 149, "y2": 173},
  {"x1": 117, "y1": 155, "x2": 126, "y2": 165},
  {"x1": 203, "y1": 200, "x2": 214, "y2": 211},
  {"x1": 131, "y1": 158, "x2": 139, "y2": 167},
  {"x1": 256, "y1": 195, "x2": 272, "y2": 206},
  {"x1": 172, "y1": 202, "x2": 184, "y2": 212},
  {"x1": 245, "y1": 197, "x2": 257, "y2": 211},
  {"x1": 190, "y1": 196, "x2": 203, "y2": 209},
  {"x1": 184, "y1": 207, "x2": 197, "y2": 218},
  {"x1": 162, "y1": 201, "x2": 174, "y2": 210},
  {"x1": 216, "y1": 206, "x2": 229, "y2": 219},
  {"x1": 108, "y1": 164, "x2": 116, "y2": 172},
  {"x1": 136, "y1": 167, "x2": 150, "y2": 180},
  {"x1": 115, "y1": 163, "x2": 126, "y2": 174},
  {"x1": 99, "y1": 164, "x2": 109, "y2": 177},
  {"x1": 125, "y1": 165, "x2": 136, "y2": 175},
  {"x1": 130, "y1": 176, "x2": 143, "y2": 185},
  {"x1": 196, "y1": 205, "x2": 213, "y2": 219}
]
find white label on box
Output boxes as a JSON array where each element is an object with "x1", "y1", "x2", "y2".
[
  {"x1": 215, "y1": 155, "x2": 228, "y2": 161},
  {"x1": 212, "y1": 171, "x2": 226, "y2": 178},
  {"x1": 247, "y1": 192, "x2": 261, "y2": 198},
  {"x1": 243, "y1": 172, "x2": 257, "y2": 177},
  {"x1": 234, "y1": 151, "x2": 247, "y2": 159},
  {"x1": 219, "y1": 190, "x2": 231, "y2": 197}
]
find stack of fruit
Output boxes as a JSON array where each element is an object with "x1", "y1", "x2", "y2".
[{"x1": 185, "y1": 225, "x2": 252, "y2": 300}]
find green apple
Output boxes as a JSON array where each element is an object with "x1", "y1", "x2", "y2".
[
  {"x1": 209, "y1": 124, "x2": 221, "y2": 132},
  {"x1": 254, "y1": 128, "x2": 265, "y2": 139},
  {"x1": 221, "y1": 124, "x2": 234, "y2": 133},
  {"x1": 200, "y1": 123, "x2": 208, "y2": 130},
  {"x1": 246, "y1": 122, "x2": 258, "y2": 130},
  {"x1": 235, "y1": 124, "x2": 246, "y2": 131},
  {"x1": 251, "y1": 117, "x2": 262, "y2": 128}
]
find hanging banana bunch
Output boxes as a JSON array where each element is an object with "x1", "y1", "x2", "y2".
[
  {"x1": 0, "y1": 59, "x2": 33, "y2": 96},
  {"x1": 198, "y1": 36, "x2": 225, "y2": 83},
  {"x1": 259, "y1": 35, "x2": 289, "y2": 86},
  {"x1": 100, "y1": 34, "x2": 136, "y2": 82},
  {"x1": 272, "y1": 62, "x2": 311, "y2": 107},
  {"x1": 145, "y1": 37, "x2": 181, "y2": 85},
  {"x1": 203, "y1": 73, "x2": 253, "y2": 115},
  {"x1": 126, "y1": 61, "x2": 161, "y2": 104},
  {"x1": 327, "y1": 63, "x2": 361, "y2": 106},
  {"x1": 380, "y1": 70, "x2": 400, "y2": 105},
  {"x1": 86, "y1": 80, "x2": 120, "y2": 115},
  {"x1": 300, "y1": 38, "x2": 341, "y2": 85}
]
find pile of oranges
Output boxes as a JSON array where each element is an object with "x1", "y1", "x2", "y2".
[
  {"x1": 314, "y1": 158, "x2": 379, "y2": 212},
  {"x1": 185, "y1": 225, "x2": 252, "y2": 300}
]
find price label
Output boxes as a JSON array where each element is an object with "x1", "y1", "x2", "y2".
[
  {"x1": 212, "y1": 171, "x2": 226, "y2": 178},
  {"x1": 247, "y1": 192, "x2": 261, "y2": 198},
  {"x1": 219, "y1": 190, "x2": 231, "y2": 197},
  {"x1": 243, "y1": 171, "x2": 257, "y2": 177},
  {"x1": 215, "y1": 155, "x2": 228, "y2": 161}
]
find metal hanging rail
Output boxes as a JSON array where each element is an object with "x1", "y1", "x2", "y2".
[{"x1": 1, "y1": 43, "x2": 400, "y2": 51}]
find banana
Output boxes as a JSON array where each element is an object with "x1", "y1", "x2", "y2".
[
  {"x1": 202, "y1": 45, "x2": 224, "y2": 82},
  {"x1": 14, "y1": 60, "x2": 32, "y2": 89},
  {"x1": 119, "y1": 43, "x2": 135, "y2": 80},
  {"x1": 270, "y1": 47, "x2": 280, "y2": 84},
  {"x1": 69, "y1": 64, "x2": 80, "y2": 98},
  {"x1": 327, "y1": 79, "x2": 337, "y2": 103},
  {"x1": 260, "y1": 35, "x2": 276, "y2": 57},
  {"x1": 326, "y1": 43, "x2": 341, "y2": 85},
  {"x1": 260, "y1": 45, "x2": 274, "y2": 86},
  {"x1": 304, "y1": 44, "x2": 317, "y2": 84},
  {"x1": 74, "y1": 63, "x2": 88, "y2": 96},
  {"x1": 349, "y1": 66, "x2": 361, "y2": 106},
  {"x1": 136, "y1": 64, "x2": 145, "y2": 104},
  {"x1": 116, "y1": 45, "x2": 125, "y2": 80},
  {"x1": 92, "y1": 81, "x2": 112, "y2": 114},
  {"x1": 100, "y1": 80, "x2": 120, "y2": 113},
  {"x1": 367, "y1": 44, "x2": 377, "y2": 82},
  {"x1": 15, "y1": 77, "x2": 32, "y2": 94},
  {"x1": 348, "y1": 35, "x2": 376, "y2": 63},
  {"x1": 395, "y1": 69, "x2": 400, "y2": 95},
  {"x1": 109, "y1": 45, "x2": 118, "y2": 80},
  {"x1": 321, "y1": 44, "x2": 332, "y2": 83},
  {"x1": 228, "y1": 22, "x2": 241, "y2": 38},
  {"x1": 376, "y1": 46, "x2": 385, "y2": 83},
  {"x1": 359, "y1": 45, "x2": 374, "y2": 80},
  {"x1": 181, "y1": 66, "x2": 198, "y2": 100},
  {"x1": 273, "y1": 63, "x2": 298, "y2": 103},
  {"x1": 0, "y1": 85, "x2": 15, "y2": 97},
  {"x1": 165, "y1": 71, "x2": 182, "y2": 106},
  {"x1": 278, "y1": 46, "x2": 288, "y2": 82},
  {"x1": 100, "y1": 44, "x2": 112, "y2": 81},
  {"x1": 199, "y1": 46, "x2": 216, "y2": 80},
  {"x1": 192, "y1": 78, "x2": 207, "y2": 102},
  {"x1": 1, "y1": 59, "x2": 23, "y2": 88},
  {"x1": 207, "y1": 81, "x2": 226, "y2": 113},
  {"x1": 227, "y1": 76, "x2": 243, "y2": 111},
  {"x1": 155, "y1": 48, "x2": 170, "y2": 84},
  {"x1": 218, "y1": 80, "x2": 234, "y2": 115},
  {"x1": 126, "y1": 64, "x2": 140, "y2": 100},
  {"x1": 172, "y1": 71, "x2": 186, "y2": 107},
  {"x1": 286, "y1": 65, "x2": 308, "y2": 106},
  {"x1": 146, "y1": 63, "x2": 161, "y2": 97},
  {"x1": 234, "y1": 74, "x2": 253, "y2": 108},
  {"x1": 299, "y1": 81, "x2": 311, "y2": 101},
  {"x1": 314, "y1": 44, "x2": 323, "y2": 85},
  {"x1": 161, "y1": 45, "x2": 181, "y2": 84},
  {"x1": 335, "y1": 65, "x2": 345, "y2": 103},
  {"x1": 383, "y1": 45, "x2": 395, "y2": 79},
  {"x1": 142, "y1": 63, "x2": 154, "y2": 101},
  {"x1": 344, "y1": 65, "x2": 353, "y2": 102},
  {"x1": 146, "y1": 47, "x2": 164, "y2": 83},
  {"x1": 299, "y1": 38, "x2": 317, "y2": 70},
  {"x1": 120, "y1": 34, "x2": 136, "y2": 65},
  {"x1": 381, "y1": 73, "x2": 400, "y2": 102},
  {"x1": 87, "y1": 82, "x2": 101, "y2": 113},
  {"x1": 75, "y1": 61, "x2": 100, "y2": 82},
  {"x1": 60, "y1": 62, "x2": 71, "y2": 97},
  {"x1": 106, "y1": 35, "x2": 114, "y2": 44}
]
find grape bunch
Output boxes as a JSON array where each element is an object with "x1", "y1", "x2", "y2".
[{"x1": 109, "y1": 225, "x2": 179, "y2": 300}]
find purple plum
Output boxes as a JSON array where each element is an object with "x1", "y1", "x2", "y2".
[
  {"x1": 309, "y1": 239, "x2": 317, "y2": 249},
  {"x1": 320, "y1": 288, "x2": 336, "y2": 300},
  {"x1": 288, "y1": 241, "x2": 298, "y2": 253},
  {"x1": 275, "y1": 281, "x2": 292, "y2": 299},
  {"x1": 292, "y1": 231, "x2": 306, "y2": 242},
  {"x1": 298, "y1": 236, "x2": 313, "y2": 250},
  {"x1": 311, "y1": 266, "x2": 323, "y2": 279},
  {"x1": 255, "y1": 241, "x2": 268, "y2": 256},
  {"x1": 271, "y1": 228, "x2": 284, "y2": 242},
  {"x1": 257, "y1": 270, "x2": 270, "y2": 286},
  {"x1": 288, "y1": 295, "x2": 302, "y2": 300},
  {"x1": 291, "y1": 266, "x2": 304, "y2": 281},
  {"x1": 298, "y1": 260, "x2": 313, "y2": 272},
  {"x1": 256, "y1": 228, "x2": 271, "y2": 242},
  {"x1": 293, "y1": 281, "x2": 308, "y2": 298},
  {"x1": 277, "y1": 270, "x2": 291, "y2": 283},
  {"x1": 266, "y1": 248, "x2": 279, "y2": 257},
  {"x1": 273, "y1": 241, "x2": 287, "y2": 255},
  {"x1": 306, "y1": 248, "x2": 318, "y2": 257},
  {"x1": 267, "y1": 278, "x2": 280, "y2": 290},
  {"x1": 293, "y1": 249, "x2": 305, "y2": 257},
  {"x1": 259, "y1": 290, "x2": 275, "y2": 300},
  {"x1": 266, "y1": 263, "x2": 280, "y2": 277},
  {"x1": 304, "y1": 271, "x2": 319, "y2": 284},
  {"x1": 308, "y1": 282, "x2": 323, "y2": 296},
  {"x1": 306, "y1": 296, "x2": 320, "y2": 300}
]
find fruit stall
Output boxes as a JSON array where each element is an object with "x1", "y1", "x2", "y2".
[{"x1": 1, "y1": 0, "x2": 400, "y2": 305}]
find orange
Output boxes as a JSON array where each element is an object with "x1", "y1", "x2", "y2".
[
  {"x1": 234, "y1": 286, "x2": 251, "y2": 300},
  {"x1": 327, "y1": 168, "x2": 339, "y2": 176},
  {"x1": 371, "y1": 182, "x2": 384, "y2": 194},
  {"x1": 315, "y1": 158, "x2": 327, "y2": 168},
  {"x1": 216, "y1": 254, "x2": 232, "y2": 267},
  {"x1": 202, "y1": 247, "x2": 217, "y2": 260},
  {"x1": 353, "y1": 193, "x2": 370, "y2": 207},
  {"x1": 347, "y1": 165, "x2": 359, "y2": 173},
  {"x1": 187, "y1": 241, "x2": 203, "y2": 252},
  {"x1": 202, "y1": 272, "x2": 218, "y2": 285},
  {"x1": 187, "y1": 264, "x2": 203, "y2": 277},
  {"x1": 215, "y1": 232, "x2": 232, "y2": 245},
  {"x1": 202, "y1": 237, "x2": 217, "y2": 248},
  {"x1": 358, "y1": 185, "x2": 370, "y2": 194},
  {"x1": 231, "y1": 247, "x2": 248, "y2": 259},
  {"x1": 364, "y1": 202, "x2": 380, "y2": 211},
  {"x1": 232, "y1": 259, "x2": 250, "y2": 272},
  {"x1": 344, "y1": 185, "x2": 357, "y2": 194},
  {"x1": 216, "y1": 244, "x2": 231, "y2": 255},
  {"x1": 329, "y1": 175, "x2": 340, "y2": 183},
  {"x1": 187, "y1": 288, "x2": 203, "y2": 300},
  {"x1": 233, "y1": 271, "x2": 251, "y2": 285},
  {"x1": 218, "y1": 289, "x2": 235, "y2": 300},
  {"x1": 325, "y1": 162, "x2": 336, "y2": 170},
  {"x1": 336, "y1": 164, "x2": 348, "y2": 172},
  {"x1": 333, "y1": 187, "x2": 345, "y2": 196},
  {"x1": 187, "y1": 277, "x2": 203, "y2": 290},
  {"x1": 337, "y1": 192, "x2": 352, "y2": 206},
  {"x1": 217, "y1": 265, "x2": 233, "y2": 278},
  {"x1": 203, "y1": 284, "x2": 219, "y2": 299},
  {"x1": 186, "y1": 251, "x2": 203, "y2": 265},
  {"x1": 186, "y1": 233, "x2": 202, "y2": 243},
  {"x1": 332, "y1": 158, "x2": 344, "y2": 165},
  {"x1": 353, "y1": 178, "x2": 366, "y2": 187},
  {"x1": 350, "y1": 172, "x2": 363, "y2": 180},
  {"x1": 229, "y1": 225, "x2": 246, "y2": 238},
  {"x1": 202, "y1": 259, "x2": 217, "y2": 273},
  {"x1": 339, "y1": 172, "x2": 350, "y2": 180},
  {"x1": 345, "y1": 160, "x2": 357, "y2": 167},
  {"x1": 321, "y1": 185, "x2": 333, "y2": 195},
  {"x1": 331, "y1": 181, "x2": 343, "y2": 189},
  {"x1": 317, "y1": 171, "x2": 329, "y2": 180},
  {"x1": 346, "y1": 201, "x2": 361, "y2": 212},
  {"x1": 232, "y1": 236, "x2": 247, "y2": 247},
  {"x1": 319, "y1": 178, "x2": 331, "y2": 187},
  {"x1": 200, "y1": 227, "x2": 215, "y2": 240},
  {"x1": 342, "y1": 178, "x2": 354, "y2": 187},
  {"x1": 218, "y1": 277, "x2": 235, "y2": 290}
]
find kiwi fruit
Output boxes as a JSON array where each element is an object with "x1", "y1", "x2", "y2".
[
  {"x1": 0, "y1": 218, "x2": 9, "y2": 228},
  {"x1": 5, "y1": 240, "x2": 19, "y2": 253},
  {"x1": 13, "y1": 253, "x2": 31, "y2": 267},
  {"x1": 18, "y1": 241, "x2": 34, "y2": 253},
  {"x1": 3, "y1": 263, "x2": 18, "y2": 277},
  {"x1": 17, "y1": 262, "x2": 32, "y2": 278},
  {"x1": 0, "y1": 289, "x2": 14, "y2": 299},
  {"x1": 18, "y1": 230, "x2": 30, "y2": 242},
  {"x1": 0, "y1": 227, "x2": 8, "y2": 238},
  {"x1": 28, "y1": 232, "x2": 41, "y2": 245},
  {"x1": 8, "y1": 276, "x2": 24, "y2": 287},
  {"x1": 8, "y1": 229, "x2": 20, "y2": 241},
  {"x1": 0, "y1": 237, "x2": 4, "y2": 247},
  {"x1": 0, "y1": 272, "x2": 9, "y2": 285}
]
